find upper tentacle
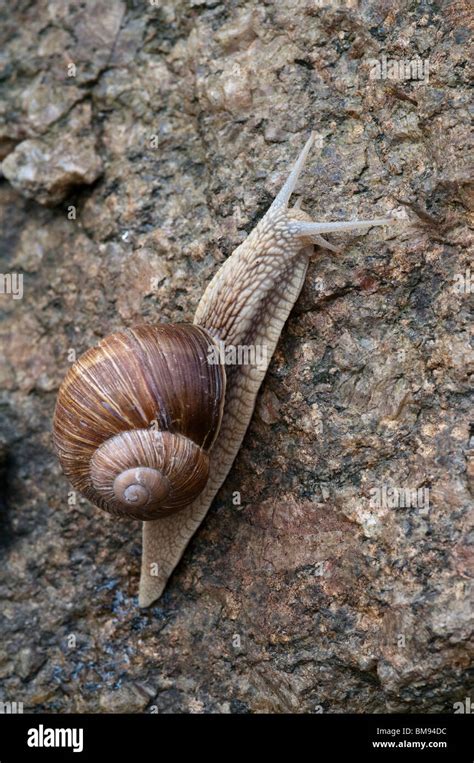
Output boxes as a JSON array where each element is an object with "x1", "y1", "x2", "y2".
[{"x1": 265, "y1": 131, "x2": 316, "y2": 215}]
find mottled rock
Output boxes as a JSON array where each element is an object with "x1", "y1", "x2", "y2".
[
  {"x1": 15, "y1": 648, "x2": 46, "y2": 680},
  {"x1": 0, "y1": 0, "x2": 472, "y2": 715},
  {"x1": 2, "y1": 104, "x2": 103, "y2": 205},
  {"x1": 98, "y1": 683, "x2": 155, "y2": 714}
]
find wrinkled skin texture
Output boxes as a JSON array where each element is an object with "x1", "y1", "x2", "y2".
[{"x1": 0, "y1": 0, "x2": 472, "y2": 713}]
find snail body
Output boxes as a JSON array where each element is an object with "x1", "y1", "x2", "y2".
[{"x1": 53, "y1": 133, "x2": 395, "y2": 606}]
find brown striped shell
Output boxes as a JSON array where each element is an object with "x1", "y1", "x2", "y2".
[{"x1": 52, "y1": 324, "x2": 226, "y2": 520}]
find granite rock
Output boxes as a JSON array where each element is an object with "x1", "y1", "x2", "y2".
[{"x1": 0, "y1": 0, "x2": 472, "y2": 714}]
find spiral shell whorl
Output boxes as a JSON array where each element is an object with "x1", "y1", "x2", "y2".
[
  {"x1": 113, "y1": 468, "x2": 171, "y2": 510},
  {"x1": 89, "y1": 429, "x2": 210, "y2": 520},
  {"x1": 52, "y1": 323, "x2": 226, "y2": 521}
]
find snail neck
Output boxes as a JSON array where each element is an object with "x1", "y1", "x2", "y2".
[{"x1": 194, "y1": 208, "x2": 312, "y2": 351}]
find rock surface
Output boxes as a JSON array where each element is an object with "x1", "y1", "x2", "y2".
[
  {"x1": 0, "y1": 0, "x2": 472, "y2": 713},
  {"x1": 2, "y1": 103, "x2": 103, "y2": 205}
]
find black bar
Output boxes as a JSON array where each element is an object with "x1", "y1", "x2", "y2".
[{"x1": 0, "y1": 713, "x2": 470, "y2": 761}]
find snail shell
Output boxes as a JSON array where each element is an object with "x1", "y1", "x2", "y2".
[{"x1": 53, "y1": 324, "x2": 226, "y2": 520}]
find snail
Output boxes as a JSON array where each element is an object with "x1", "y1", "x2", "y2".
[{"x1": 53, "y1": 132, "x2": 397, "y2": 607}]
